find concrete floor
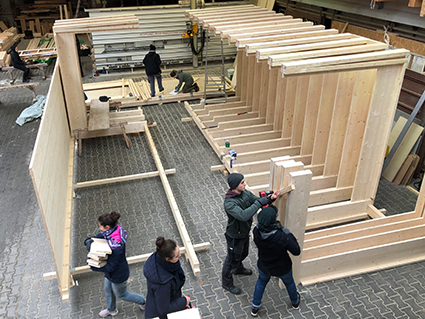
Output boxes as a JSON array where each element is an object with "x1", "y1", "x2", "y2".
[{"x1": 0, "y1": 58, "x2": 424, "y2": 319}]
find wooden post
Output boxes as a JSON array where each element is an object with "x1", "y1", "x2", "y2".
[
  {"x1": 284, "y1": 169, "x2": 312, "y2": 285},
  {"x1": 266, "y1": 67, "x2": 279, "y2": 125},
  {"x1": 274, "y1": 69, "x2": 287, "y2": 131},
  {"x1": 352, "y1": 64, "x2": 407, "y2": 202},
  {"x1": 235, "y1": 49, "x2": 243, "y2": 98},
  {"x1": 55, "y1": 33, "x2": 87, "y2": 131}
]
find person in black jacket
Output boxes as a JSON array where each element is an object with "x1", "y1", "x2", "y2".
[
  {"x1": 250, "y1": 206, "x2": 301, "y2": 317},
  {"x1": 222, "y1": 173, "x2": 281, "y2": 295},
  {"x1": 85, "y1": 211, "x2": 146, "y2": 318},
  {"x1": 143, "y1": 44, "x2": 164, "y2": 97},
  {"x1": 10, "y1": 45, "x2": 30, "y2": 82},
  {"x1": 143, "y1": 237, "x2": 190, "y2": 319}
]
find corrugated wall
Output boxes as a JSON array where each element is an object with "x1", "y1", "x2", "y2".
[{"x1": 86, "y1": 5, "x2": 240, "y2": 69}]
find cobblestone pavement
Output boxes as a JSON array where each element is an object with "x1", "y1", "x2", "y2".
[{"x1": 1, "y1": 61, "x2": 425, "y2": 319}]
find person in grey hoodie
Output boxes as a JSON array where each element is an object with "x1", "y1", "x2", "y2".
[{"x1": 222, "y1": 173, "x2": 281, "y2": 295}]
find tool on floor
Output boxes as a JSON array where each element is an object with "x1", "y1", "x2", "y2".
[
  {"x1": 186, "y1": 295, "x2": 193, "y2": 309},
  {"x1": 225, "y1": 139, "x2": 230, "y2": 148}
]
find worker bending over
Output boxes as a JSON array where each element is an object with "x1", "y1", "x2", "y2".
[{"x1": 170, "y1": 69, "x2": 199, "y2": 93}]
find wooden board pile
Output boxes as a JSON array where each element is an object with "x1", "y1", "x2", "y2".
[
  {"x1": 19, "y1": 35, "x2": 57, "y2": 61},
  {"x1": 87, "y1": 238, "x2": 111, "y2": 268},
  {"x1": 0, "y1": 27, "x2": 19, "y2": 67}
]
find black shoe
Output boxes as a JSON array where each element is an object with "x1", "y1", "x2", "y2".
[
  {"x1": 194, "y1": 83, "x2": 199, "y2": 92},
  {"x1": 222, "y1": 285, "x2": 241, "y2": 295},
  {"x1": 234, "y1": 268, "x2": 252, "y2": 276},
  {"x1": 23, "y1": 79, "x2": 30, "y2": 83},
  {"x1": 151, "y1": 94, "x2": 155, "y2": 97},
  {"x1": 159, "y1": 88, "x2": 164, "y2": 93},
  {"x1": 292, "y1": 293, "x2": 300, "y2": 309},
  {"x1": 251, "y1": 306, "x2": 260, "y2": 317}
]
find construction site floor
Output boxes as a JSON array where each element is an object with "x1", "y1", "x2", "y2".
[{"x1": 1, "y1": 60, "x2": 424, "y2": 318}]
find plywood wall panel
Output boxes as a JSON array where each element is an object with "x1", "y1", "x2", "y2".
[
  {"x1": 291, "y1": 75, "x2": 310, "y2": 146},
  {"x1": 337, "y1": 69, "x2": 376, "y2": 188},
  {"x1": 301, "y1": 74, "x2": 324, "y2": 156},
  {"x1": 323, "y1": 71, "x2": 357, "y2": 176},
  {"x1": 266, "y1": 67, "x2": 279, "y2": 124},
  {"x1": 311, "y1": 73, "x2": 339, "y2": 166}
]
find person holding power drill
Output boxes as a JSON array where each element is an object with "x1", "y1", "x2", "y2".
[{"x1": 222, "y1": 173, "x2": 281, "y2": 295}]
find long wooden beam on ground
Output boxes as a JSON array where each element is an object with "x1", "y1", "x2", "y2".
[
  {"x1": 43, "y1": 242, "x2": 211, "y2": 279},
  {"x1": 144, "y1": 124, "x2": 202, "y2": 275}
]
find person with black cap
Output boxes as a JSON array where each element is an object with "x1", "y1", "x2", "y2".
[
  {"x1": 10, "y1": 45, "x2": 30, "y2": 83},
  {"x1": 222, "y1": 173, "x2": 281, "y2": 295},
  {"x1": 143, "y1": 44, "x2": 164, "y2": 97},
  {"x1": 250, "y1": 206, "x2": 301, "y2": 317}
]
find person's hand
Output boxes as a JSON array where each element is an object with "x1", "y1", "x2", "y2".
[
  {"x1": 257, "y1": 196, "x2": 270, "y2": 206},
  {"x1": 185, "y1": 295, "x2": 190, "y2": 305},
  {"x1": 271, "y1": 189, "x2": 281, "y2": 200},
  {"x1": 84, "y1": 238, "x2": 94, "y2": 252}
]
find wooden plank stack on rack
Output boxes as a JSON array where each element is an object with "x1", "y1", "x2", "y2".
[
  {"x1": 0, "y1": 27, "x2": 19, "y2": 67},
  {"x1": 183, "y1": 6, "x2": 423, "y2": 286}
]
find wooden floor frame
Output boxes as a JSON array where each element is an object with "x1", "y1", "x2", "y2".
[{"x1": 184, "y1": 7, "x2": 424, "y2": 285}]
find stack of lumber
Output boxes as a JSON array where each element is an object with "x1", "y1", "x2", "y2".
[
  {"x1": 87, "y1": 238, "x2": 111, "y2": 268},
  {"x1": 0, "y1": 27, "x2": 19, "y2": 67},
  {"x1": 17, "y1": 35, "x2": 57, "y2": 61},
  {"x1": 393, "y1": 153, "x2": 420, "y2": 185},
  {"x1": 0, "y1": 21, "x2": 8, "y2": 32}
]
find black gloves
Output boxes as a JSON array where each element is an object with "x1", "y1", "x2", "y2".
[
  {"x1": 257, "y1": 196, "x2": 271, "y2": 206},
  {"x1": 84, "y1": 238, "x2": 94, "y2": 252}
]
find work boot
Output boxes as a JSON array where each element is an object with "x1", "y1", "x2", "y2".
[
  {"x1": 194, "y1": 82, "x2": 199, "y2": 92},
  {"x1": 234, "y1": 268, "x2": 253, "y2": 276},
  {"x1": 222, "y1": 285, "x2": 241, "y2": 295}
]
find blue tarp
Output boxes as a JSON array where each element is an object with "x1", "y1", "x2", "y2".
[{"x1": 15, "y1": 95, "x2": 46, "y2": 126}]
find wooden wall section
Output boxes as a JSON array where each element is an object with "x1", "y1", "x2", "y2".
[
  {"x1": 29, "y1": 64, "x2": 74, "y2": 301},
  {"x1": 183, "y1": 6, "x2": 425, "y2": 286}
]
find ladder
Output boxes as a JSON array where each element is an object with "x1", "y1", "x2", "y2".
[{"x1": 203, "y1": 29, "x2": 227, "y2": 104}]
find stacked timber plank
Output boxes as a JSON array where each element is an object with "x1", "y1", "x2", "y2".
[
  {"x1": 408, "y1": 0, "x2": 425, "y2": 17},
  {"x1": 87, "y1": 238, "x2": 111, "y2": 268},
  {"x1": 0, "y1": 27, "x2": 19, "y2": 67},
  {"x1": 18, "y1": 35, "x2": 57, "y2": 61},
  {"x1": 184, "y1": 6, "x2": 425, "y2": 286}
]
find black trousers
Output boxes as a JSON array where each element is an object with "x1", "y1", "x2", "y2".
[
  {"x1": 222, "y1": 233, "x2": 249, "y2": 287},
  {"x1": 14, "y1": 65, "x2": 29, "y2": 81}
]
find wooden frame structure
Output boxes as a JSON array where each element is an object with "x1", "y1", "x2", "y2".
[
  {"x1": 30, "y1": 15, "x2": 209, "y2": 300},
  {"x1": 183, "y1": 6, "x2": 425, "y2": 285}
]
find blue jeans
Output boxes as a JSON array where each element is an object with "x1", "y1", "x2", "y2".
[
  {"x1": 252, "y1": 268, "x2": 299, "y2": 307},
  {"x1": 104, "y1": 278, "x2": 145, "y2": 311},
  {"x1": 148, "y1": 74, "x2": 164, "y2": 96}
]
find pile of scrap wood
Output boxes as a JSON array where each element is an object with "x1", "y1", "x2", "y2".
[
  {"x1": 0, "y1": 27, "x2": 19, "y2": 67},
  {"x1": 87, "y1": 238, "x2": 111, "y2": 268}
]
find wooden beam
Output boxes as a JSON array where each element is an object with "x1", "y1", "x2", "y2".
[
  {"x1": 245, "y1": 33, "x2": 353, "y2": 54},
  {"x1": 309, "y1": 187, "x2": 352, "y2": 207},
  {"x1": 44, "y1": 242, "x2": 211, "y2": 279},
  {"x1": 214, "y1": 131, "x2": 282, "y2": 146},
  {"x1": 144, "y1": 125, "x2": 201, "y2": 275},
  {"x1": 257, "y1": 37, "x2": 370, "y2": 60},
  {"x1": 285, "y1": 169, "x2": 312, "y2": 285},
  {"x1": 74, "y1": 169, "x2": 176, "y2": 188},
  {"x1": 236, "y1": 29, "x2": 339, "y2": 48}
]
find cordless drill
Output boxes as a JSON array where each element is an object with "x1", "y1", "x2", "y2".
[{"x1": 259, "y1": 190, "x2": 274, "y2": 198}]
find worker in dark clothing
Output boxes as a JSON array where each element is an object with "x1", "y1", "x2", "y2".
[
  {"x1": 143, "y1": 44, "x2": 164, "y2": 97},
  {"x1": 10, "y1": 45, "x2": 30, "y2": 82},
  {"x1": 170, "y1": 69, "x2": 199, "y2": 93},
  {"x1": 222, "y1": 173, "x2": 281, "y2": 295},
  {"x1": 250, "y1": 206, "x2": 301, "y2": 317}
]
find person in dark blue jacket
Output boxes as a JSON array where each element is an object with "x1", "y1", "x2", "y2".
[
  {"x1": 143, "y1": 237, "x2": 190, "y2": 319},
  {"x1": 250, "y1": 206, "x2": 301, "y2": 317},
  {"x1": 143, "y1": 44, "x2": 164, "y2": 97},
  {"x1": 85, "y1": 211, "x2": 146, "y2": 318}
]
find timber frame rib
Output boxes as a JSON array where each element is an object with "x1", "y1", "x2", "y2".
[{"x1": 184, "y1": 6, "x2": 425, "y2": 285}]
